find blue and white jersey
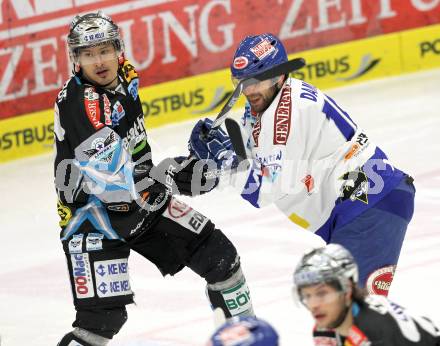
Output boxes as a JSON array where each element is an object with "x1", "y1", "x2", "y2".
[{"x1": 230, "y1": 77, "x2": 404, "y2": 238}]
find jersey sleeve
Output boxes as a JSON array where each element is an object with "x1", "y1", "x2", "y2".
[{"x1": 54, "y1": 90, "x2": 84, "y2": 207}]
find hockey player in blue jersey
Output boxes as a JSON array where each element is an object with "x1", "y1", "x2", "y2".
[{"x1": 189, "y1": 33, "x2": 415, "y2": 296}]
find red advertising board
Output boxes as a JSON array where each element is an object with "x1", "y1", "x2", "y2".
[{"x1": 0, "y1": 0, "x2": 439, "y2": 120}]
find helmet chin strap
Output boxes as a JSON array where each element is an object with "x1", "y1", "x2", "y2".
[
  {"x1": 328, "y1": 301, "x2": 351, "y2": 329},
  {"x1": 263, "y1": 81, "x2": 283, "y2": 112},
  {"x1": 101, "y1": 74, "x2": 119, "y2": 88}
]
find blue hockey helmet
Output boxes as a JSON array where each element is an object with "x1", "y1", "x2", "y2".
[
  {"x1": 209, "y1": 316, "x2": 279, "y2": 346},
  {"x1": 231, "y1": 33, "x2": 287, "y2": 80}
]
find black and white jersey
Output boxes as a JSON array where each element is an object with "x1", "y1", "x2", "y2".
[
  {"x1": 313, "y1": 295, "x2": 440, "y2": 346},
  {"x1": 53, "y1": 60, "x2": 168, "y2": 239}
]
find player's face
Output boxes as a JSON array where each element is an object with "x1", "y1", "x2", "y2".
[
  {"x1": 242, "y1": 76, "x2": 284, "y2": 113},
  {"x1": 78, "y1": 42, "x2": 119, "y2": 88},
  {"x1": 299, "y1": 283, "x2": 348, "y2": 329}
]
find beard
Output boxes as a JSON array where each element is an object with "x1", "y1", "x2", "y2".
[{"x1": 248, "y1": 83, "x2": 282, "y2": 113}]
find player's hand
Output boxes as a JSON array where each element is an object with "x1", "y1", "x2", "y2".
[
  {"x1": 188, "y1": 118, "x2": 237, "y2": 168},
  {"x1": 150, "y1": 156, "x2": 218, "y2": 197}
]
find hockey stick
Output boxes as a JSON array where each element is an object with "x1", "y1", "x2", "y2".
[
  {"x1": 225, "y1": 118, "x2": 248, "y2": 165},
  {"x1": 208, "y1": 57, "x2": 306, "y2": 136}
]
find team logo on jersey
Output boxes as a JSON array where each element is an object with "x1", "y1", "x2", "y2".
[
  {"x1": 273, "y1": 85, "x2": 291, "y2": 145},
  {"x1": 83, "y1": 131, "x2": 118, "y2": 163},
  {"x1": 250, "y1": 38, "x2": 275, "y2": 60},
  {"x1": 111, "y1": 101, "x2": 126, "y2": 126},
  {"x1": 233, "y1": 56, "x2": 249, "y2": 69},
  {"x1": 57, "y1": 200, "x2": 72, "y2": 227},
  {"x1": 84, "y1": 87, "x2": 103, "y2": 129},
  {"x1": 366, "y1": 265, "x2": 395, "y2": 296},
  {"x1": 102, "y1": 94, "x2": 112, "y2": 126},
  {"x1": 339, "y1": 168, "x2": 369, "y2": 204}
]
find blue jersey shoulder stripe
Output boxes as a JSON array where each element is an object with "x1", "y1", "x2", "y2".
[{"x1": 322, "y1": 95, "x2": 357, "y2": 140}]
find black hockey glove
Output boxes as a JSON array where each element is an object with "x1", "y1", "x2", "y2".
[{"x1": 145, "y1": 156, "x2": 219, "y2": 197}]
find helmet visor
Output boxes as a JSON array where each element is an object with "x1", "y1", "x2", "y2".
[
  {"x1": 231, "y1": 75, "x2": 283, "y2": 93},
  {"x1": 76, "y1": 42, "x2": 118, "y2": 65},
  {"x1": 297, "y1": 283, "x2": 343, "y2": 307}
]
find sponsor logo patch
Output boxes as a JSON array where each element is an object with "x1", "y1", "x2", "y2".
[
  {"x1": 86, "y1": 233, "x2": 104, "y2": 252},
  {"x1": 164, "y1": 197, "x2": 208, "y2": 234},
  {"x1": 252, "y1": 116, "x2": 262, "y2": 147},
  {"x1": 344, "y1": 132, "x2": 369, "y2": 161},
  {"x1": 256, "y1": 151, "x2": 283, "y2": 182},
  {"x1": 128, "y1": 79, "x2": 139, "y2": 100},
  {"x1": 302, "y1": 174, "x2": 314, "y2": 194},
  {"x1": 94, "y1": 258, "x2": 131, "y2": 298},
  {"x1": 68, "y1": 234, "x2": 84, "y2": 254},
  {"x1": 233, "y1": 56, "x2": 249, "y2": 70},
  {"x1": 84, "y1": 87, "x2": 103, "y2": 129},
  {"x1": 83, "y1": 32, "x2": 105, "y2": 43},
  {"x1": 346, "y1": 325, "x2": 370, "y2": 346},
  {"x1": 102, "y1": 94, "x2": 112, "y2": 126},
  {"x1": 273, "y1": 85, "x2": 291, "y2": 145},
  {"x1": 167, "y1": 198, "x2": 192, "y2": 218},
  {"x1": 106, "y1": 203, "x2": 130, "y2": 212},
  {"x1": 217, "y1": 324, "x2": 252, "y2": 345},
  {"x1": 111, "y1": 101, "x2": 126, "y2": 126},
  {"x1": 250, "y1": 38, "x2": 275, "y2": 60},
  {"x1": 71, "y1": 253, "x2": 94, "y2": 299},
  {"x1": 221, "y1": 281, "x2": 252, "y2": 316},
  {"x1": 122, "y1": 115, "x2": 146, "y2": 151},
  {"x1": 366, "y1": 265, "x2": 395, "y2": 296},
  {"x1": 313, "y1": 337, "x2": 337, "y2": 346}
]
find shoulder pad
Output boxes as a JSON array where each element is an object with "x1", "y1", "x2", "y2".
[{"x1": 121, "y1": 59, "x2": 138, "y2": 83}]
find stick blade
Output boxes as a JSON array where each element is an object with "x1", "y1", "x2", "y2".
[{"x1": 225, "y1": 118, "x2": 248, "y2": 164}]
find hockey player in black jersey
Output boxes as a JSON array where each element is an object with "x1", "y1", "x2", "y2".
[
  {"x1": 55, "y1": 12, "x2": 254, "y2": 346},
  {"x1": 293, "y1": 244, "x2": 440, "y2": 346}
]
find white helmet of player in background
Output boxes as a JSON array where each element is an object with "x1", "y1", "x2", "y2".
[
  {"x1": 67, "y1": 11, "x2": 124, "y2": 71},
  {"x1": 293, "y1": 244, "x2": 359, "y2": 296}
]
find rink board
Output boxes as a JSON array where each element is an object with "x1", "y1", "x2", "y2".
[{"x1": 1, "y1": 23, "x2": 439, "y2": 163}]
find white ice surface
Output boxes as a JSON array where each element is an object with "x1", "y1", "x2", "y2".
[{"x1": 1, "y1": 69, "x2": 439, "y2": 345}]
